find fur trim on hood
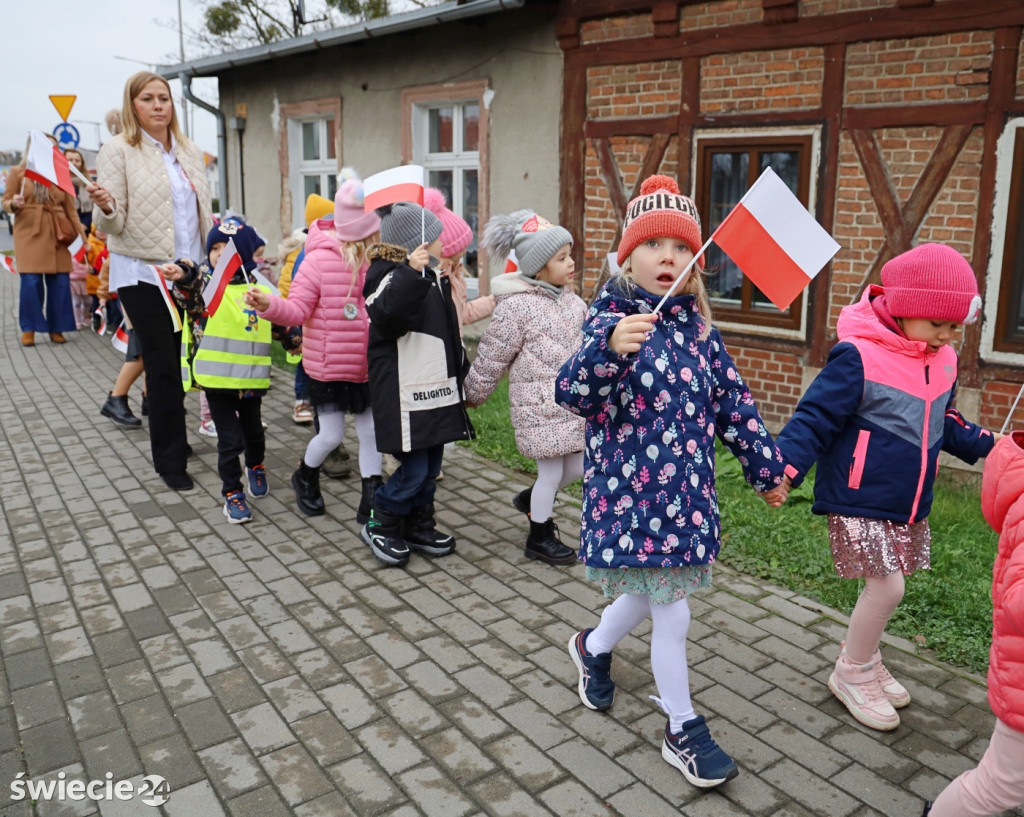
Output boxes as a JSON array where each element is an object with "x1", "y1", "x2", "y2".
[{"x1": 368, "y1": 242, "x2": 409, "y2": 264}]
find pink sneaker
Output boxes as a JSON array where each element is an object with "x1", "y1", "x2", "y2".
[
  {"x1": 828, "y1": 653, "x2": 900, "y2": 731},
  {"x1": 872, "y1": 649, "x2": 911, "y2": 708}
]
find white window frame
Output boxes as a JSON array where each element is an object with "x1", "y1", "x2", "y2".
[
  {"x1": 288, "y1": 115, "x2": 338, "y2": 231},
  {"x1": 411, "y1": 100, "x2": 480, "y2": 234}
]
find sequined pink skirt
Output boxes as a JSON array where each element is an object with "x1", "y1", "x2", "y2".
[{"x1": 827, "y1": 514, "x2": 931, "y2": 578}]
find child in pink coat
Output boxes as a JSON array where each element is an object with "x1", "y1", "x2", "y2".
[
  {"x1": 246, "y1": 170, "x2": 383, "y2": 523},
  {"x1": 464, "y1": 210, "x2": 586, "y2": 566},
  {"x1": 923, "y1": 430, "x2": 1024, "y2": 817}
]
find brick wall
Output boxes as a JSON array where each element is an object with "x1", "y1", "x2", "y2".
[
  {"x1": 580, "y1": 14, "x2": 652, "y2": 44},
  {"x1": 980, "y1": 380, "x2": 1024, "y2": 432},
  {"x1": 680, "y1": 0, "x2": 761, "y2": 31},
  {"x1": 586, "y1": 61, "x2": 682, "y2": 120},
  {"x1": 727, "y1": 346, "x2": 804, "y2": 429},
  {"x1": 700, "y1": 48, "x2": 825, "y2": 114},
  {"x1": 845, "y1": 32, "x2": 994, "y2": 106},
  {"x1": 914, "y1": 127, "x2": 984, "y2": 249},
  {"x1": 802, "y1": 0, "x2": 893, "y2": 16}
]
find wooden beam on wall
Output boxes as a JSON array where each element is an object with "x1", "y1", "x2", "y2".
[{"x1": 561, "y1": 50, "x2": 588, "y2": 287}]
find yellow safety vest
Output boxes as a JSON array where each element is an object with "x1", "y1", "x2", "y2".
[{"x1": 188, "y1": 283, "x2": 272, "y2": 391}]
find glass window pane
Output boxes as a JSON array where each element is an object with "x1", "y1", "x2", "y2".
[
  {"x1": 303, "y1": 175, "x2": 321, "y2": 198},
  {"x1": 706, "y1": 151, "x2": 748, "y2": 304},
  {"x1": 463, "y1": 104, "x2": 479, "y2": 152},
  {"x1": 302, "y1": 122, "x2": 320, "y2": 161},
  {"x1": 751, "y1": 150, "x2": 801, "y2": 308},
  {"x1": 429, "y1": 170, "x2": 453, "y2": 212},
  {"x1": 325, "y1": 119, "x2": 336, "y2": 160},
  {"x1": 326, "y1": 173, "x2": 338, "y2": 201},
  {"x1": 429, "y1": 107, "x2": 454, "y2": 153}
]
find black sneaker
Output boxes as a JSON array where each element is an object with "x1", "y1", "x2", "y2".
[
  {"x1": 662, "y1": 715, "x2": 739, "y2": 788},
  {"x1": 567, "y1": 629, "x2": 614, "y2": 710},
  {"x1": 359, "y1": 509, "x2": 410, "y2": 567}
]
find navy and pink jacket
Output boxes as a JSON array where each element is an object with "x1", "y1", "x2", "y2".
[{"x1": 776, "y1": 286, "x2": 993, "y2": 524}]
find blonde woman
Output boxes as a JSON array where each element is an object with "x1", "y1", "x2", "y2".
[{"x1": 89, "y1": 72, "x2": 213, "y2": 491}]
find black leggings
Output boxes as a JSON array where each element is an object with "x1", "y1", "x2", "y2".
[{"x1": 117, "y1": 284, "x2": 188, "y2": 476}]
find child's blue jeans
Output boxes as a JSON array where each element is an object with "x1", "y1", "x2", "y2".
[{"x1": 375, "y1": 443, "x2": 445, "y2": 516}]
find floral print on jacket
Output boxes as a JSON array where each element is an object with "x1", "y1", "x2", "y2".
[{"x1": 556, "y1": 281, "x2": 787, "y2": 570}]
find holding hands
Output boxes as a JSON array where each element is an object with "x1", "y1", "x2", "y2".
[
  {"x1": 760, "y1": 474, "x2": 792, "y2": 508},
  {"x1": 245, "y1": 288, "x2": 270, "y2": 311},
  {"x1": 610, "y1": 312, "x2": 658, "y2": 356}
]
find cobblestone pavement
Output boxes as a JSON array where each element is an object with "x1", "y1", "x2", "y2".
[{"x1": 0, "y1": 272, "x2": 1019, "y2": 817}]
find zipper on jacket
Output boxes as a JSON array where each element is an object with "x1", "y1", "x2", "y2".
[{"x1": 909, "y1": 359, "x2": 931, "y2": 522}]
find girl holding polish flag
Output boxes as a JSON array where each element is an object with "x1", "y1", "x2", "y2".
[
  {"x1": 0, "y1": 132, "x2": 83, "y2": 347},
  {"x1": 556, "y1": 174, "x2": 789, "y2": 789}
]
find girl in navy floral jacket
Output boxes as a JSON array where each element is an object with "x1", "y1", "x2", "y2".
[{"x1": 556, "y1": 175, "x2": 787, "y2": 790}]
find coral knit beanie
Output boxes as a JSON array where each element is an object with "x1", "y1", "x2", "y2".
[
  {"x1": 618, "y1": 175, "x2": 704, "y2": 269},
  {"x1": 424, "y1": 188, "x2": 474, "y2": 257},
  {"x1": 304, "y1": 194, "x2": 334, "y2": 229},
  {"x1": 881, "y1": 243, "x2": 982, "y2": 324}
]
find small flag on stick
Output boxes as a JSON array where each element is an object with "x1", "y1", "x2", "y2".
[
  {"x1": 203, "y1": 238, "x2": 242, "y2": 317},
  {"x1": 710, "y1": 166, "x2": 840, "y2": 311},
  {"x1": 148, "y1": 266, "x2": 182, "y2": 332},
  {"x1": 363, "y1": 165, "x2": 425, "y2": 212},
  {"x1": 24, "y1": 130, "x2": 76, "y2": 197},
  {"x1": 68, "y1": 235, "x2": 86, "y2": 263},
  {"x1": 93, "y1": 306, "x2": 107, "y2": 335},
  {"x1": 1, "y1": 255, "x2": 15, "y2": 275},
  {"x1": 111, "y1": 322, "x2": 130, "y2": 355}
]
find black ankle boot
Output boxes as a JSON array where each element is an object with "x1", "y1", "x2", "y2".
[
  {"x1": 100, "y1": 393, "x2": 142, "y2": 427},
  {"x1": 512, "y1": 487, "x2": 532, "y2": 518},
  {"x1": 356, "y1": 475, "x2": 383, "y2": 525},
  {"x1": 404, "y1": 502, "x2": 455, "y2": 556},
  {"x1": 291, "y1": 460, "x2": 325, "y2": 516},
  {"x1": 360, "y1": 507, "x2": 411, "y2": 566},
  {"x1": 141, "y1": 393, "x2": 149, "y2": 417},
  {"x1": 525, "y1": 518, "x2": 576, "y2": 565},
  {"x1": 921, "y1": 802, "x2": 932, "y2": 816}
]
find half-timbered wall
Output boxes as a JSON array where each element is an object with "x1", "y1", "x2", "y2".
[{"x1": 557, "y1": 0, "x2": 1024, "y2": 437}]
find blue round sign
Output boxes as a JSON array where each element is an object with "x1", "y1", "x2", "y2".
[{"x1": 54, "y1": 122, "x2": 80, "y2": 149}]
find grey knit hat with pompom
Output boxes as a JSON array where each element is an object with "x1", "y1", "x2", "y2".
[
  {"x1": 375, "y1": 202, "x2": 443, "y2": 254},
  {"x1": 482, "y1": 210, "x2": 573, "y2": 279}
]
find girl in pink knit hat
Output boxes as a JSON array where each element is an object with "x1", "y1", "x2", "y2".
[{"x1": 776, "y1": 242, "x2": 996, "y2": 732}]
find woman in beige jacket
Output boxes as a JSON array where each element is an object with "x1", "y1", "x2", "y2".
[{"x1": 89, "y1": 72, "x2": 213, "y2": 491}]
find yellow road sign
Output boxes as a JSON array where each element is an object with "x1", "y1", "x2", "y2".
[{"x1": 49, "y1": 95, "x2": 77, "y2": 122}]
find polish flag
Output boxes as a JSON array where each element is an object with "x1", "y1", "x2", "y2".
[
  {"x1": 1, "y1": 255, "x2": 14, "y2": 275},
  {"x1": 363, "y1": 165, "x2": 425, "y2": 212},
  {"x1": 711, "y1": 166, "x2": 840, "y2": 311},
  {"x1": 68, "y1": 235, "x2": 86, "y2": 263},
  {"x1": 24, "y1": 130, "x2": 76, "y2": 197},
  {"x1": 203, "y1": 237, "x2": 243, "y2": 316},
  {"x1": 148, "y1": 265, "x2": 182, "y2": 332},
  {"x1": 93, "y1": 307, "x2": 107, "y2": 335},
  {"x1": 111, "y1": 322, "x2": 130, "y2": 355}
]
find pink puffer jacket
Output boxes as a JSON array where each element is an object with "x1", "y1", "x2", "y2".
[
  {"x1": 981, "y1": 430, "x2": 1024, "y2": 731},
  {"x1": 258, "y1": 218, "x2": 369, "y2": 384},
  {"x1": 464, "y1": 275, "x2": 586, "y2": 460}
]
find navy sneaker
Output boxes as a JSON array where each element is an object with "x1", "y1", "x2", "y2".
[
  {"x1": 662, "y1": 715, "x2": 739, "y2": 788},
  {"x1": 567, "y1": 629, "x2": 614, "y2": 710},
  {"x1": 246, "y1": 465, "x2": 269, "y2": 498},
  {"x1": 223, "y1": 491, "x2": 252, "y2": 524}
]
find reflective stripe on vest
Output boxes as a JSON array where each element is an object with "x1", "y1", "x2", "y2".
[
  {"x1": 192, "y1": 283, "x2": 272, "y2": 390},
  {"x1": 180, "y1": 320, "x2": 193, "y2": 391}
]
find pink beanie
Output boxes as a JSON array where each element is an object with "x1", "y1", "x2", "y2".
[
  {"x1": 881, "y1": 244, "x2": 982, "y2": 324},
  {"x1": 424, "y1": 188, "x2": 474, "y2": 257},
  {"x1": 618, "y1": 175, "x2": 704, "y2": 269},
  {"x1": 334, "y1": 169, "x2": 381, "y2": 241}
]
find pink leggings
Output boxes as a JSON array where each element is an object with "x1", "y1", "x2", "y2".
[
  {"x1": 845, "y1": 572, "x2": 905, "y2": 665},
  {"x1": 929, "y1": 717, "x2": 1024, "y2": 816}
]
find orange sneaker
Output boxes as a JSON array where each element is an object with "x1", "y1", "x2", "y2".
[{"x1": 49, "y1": 333, "x2": 66, "y2": 344}]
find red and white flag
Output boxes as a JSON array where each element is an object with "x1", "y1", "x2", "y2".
[
  {"x1": 363, "y1": 165, "x2": 425, "y2": 212},
  {"x1": 93, "y1": 307, "x2": 107, "y2": 336},
  {"x1": 711, "y1": 166, "x2": 840, "y2": 311},
  {"x1": 1, "y1": 255, "x2": 15, "y2": 275},
  {"x1": 68, "y1": 235, "x2": 86, "y2": 263},
  {"x1": 24, "y1": 130, "x2": 76, "y2": 197},
  {"x1": 148, "y1": 265, "x2": 182, "y2": 332},
  {"x1": 204, "y1": 237, "x2": 243, "y2": 316},
  {"x1": 111, "y1": 322, "x2": 130, "y2": 354}
]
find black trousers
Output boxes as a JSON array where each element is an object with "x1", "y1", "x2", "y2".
[
  {"x1": 117, "y1": 284, "x2": 188, "y2": 476},
  {"x1": 205, "y1": 391, "x2": 265, "y2": 496}
]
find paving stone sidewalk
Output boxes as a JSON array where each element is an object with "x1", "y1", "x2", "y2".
[{"x1": 0, "y1": 272, "x2": 1018, "y2": 817}]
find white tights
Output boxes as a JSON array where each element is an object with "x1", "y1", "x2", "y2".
[
  {"x1": 531, "y1": 452, "x2": 584, "y2": 521},
  {"x1": 304, "y1": 406, "x2": 381, "y2": 477},
  {"x1": 585, "y1": 593, "x2": 696, "y2": 732}
]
